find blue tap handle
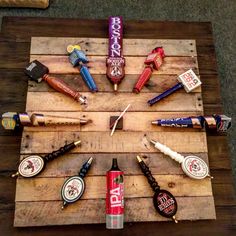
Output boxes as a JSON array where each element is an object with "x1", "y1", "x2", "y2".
[
  {"x1": 156, "y1": 117, "x2": 196, "y2": 128},
  {"x1": 148, "y1": 82, "x2": 183, "y2": 106},
  {"x1": 80, "y1": 65, "x2": 98, "y2": 92}
]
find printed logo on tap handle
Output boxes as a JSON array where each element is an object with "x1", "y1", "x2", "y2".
[
  {"x1": 106, "y1": 57, "x2": 125, "y2": 83},
  {"x1": 106, "y1": 16, "x2": 125, "y2": 85},
  {"x1": 18, "y1": 155, "x2": 45, "y2": 178},
  {"x1": 153, "y1": 190, "x2": 178, "y2": 218}
]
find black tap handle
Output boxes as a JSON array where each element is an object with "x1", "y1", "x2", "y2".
[
  {"x1": 138, "y1": 160, "x2": 160, "y2": 192},
  {"x1": 44, "y1": 140, "x2": 81, "y2": 162},
  {"x1": 78, "y1": 157, "x2": 93, "y2": 178}
]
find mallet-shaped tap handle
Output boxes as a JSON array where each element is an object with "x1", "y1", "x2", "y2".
[
  {"x1": 148, "y1": 69, "x2": 201, "y2": 106},
  {"x1": 25, "y1": 60, "x2": 87, "y2": 104}
]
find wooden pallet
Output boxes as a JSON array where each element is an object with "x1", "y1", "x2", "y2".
[{"x1": 14, "y1": 37, "x2": 216, "y2": 227}]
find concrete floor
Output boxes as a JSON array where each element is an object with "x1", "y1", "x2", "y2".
[{"x1": 0, "y1": 0, "x2": 235, "y2": 185}]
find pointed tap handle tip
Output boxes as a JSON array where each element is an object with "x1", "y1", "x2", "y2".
[
  {"x1": 74, "y1": 140, "x2": 81, "y2": 146},
  {"x1": 62, "y1": 201, "x2": 67, "y2": 209},
  {"x1": 88, "y1": 157, "x2": 93, "y2": 164},
  {"x1": 114, "y1": 84, "x2": 118, "y2": 91},
  {"x1": 11, "y1": 172, "x2": 19, "y2": 178},
  {"x1": 79, "y1": 96, "x2": 87, "y2": 105},
  {"x1": 172, "y1": 216, "x2": 178, "y2": 223},
  {"x1": 136, "y1": 155, "x2": 142, "y2": 162},
  {"x1": 151, "y1": 121, "x2": 158, "y2": 125},
  {"x1": 150, "y1": 139, "x2": 156, "y2": 145},
  {"x1": 208, "y1": 175, "x2": 214, "y2": 179},
  {"x1": 79, "y1": 118, "x2": 89, "y2": 124}
]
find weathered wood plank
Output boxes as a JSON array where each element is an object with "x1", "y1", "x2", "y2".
[
  {"x1": 20, "y1": 131, "x2": 208, "y2": 154},
  {"x1": 24, "y1": 111, "x2": 203, "y2": 132},
  {"x1": 30, "y1": 37, "x2": 197, "y2": 56},
  {"x1": 0, "y1": 42, "x2": 30, "y2": 69},
  {"x1": 25, "y1": 92, "x2": 203, "y2": 112},
  {"x1": 15, "y1": 175, "x2": 212, "y2": 201},
  {"x1": 14, "y1": 196, "x2": 216, "y2": 226},
  {"x1": 19, "y1": 153, "x2": 208, "y2": 177},
  {"x1": 29, "y1": 55, "x2": 199, "y2": 75},
  {"x1": 2, "y1": 17, "x2": 213, "y2": 40},
  {"x1": 28, "y1": 74, "x2": 201, "y2": 93}
]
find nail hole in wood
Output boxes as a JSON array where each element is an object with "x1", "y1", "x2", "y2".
[{"x1": 168, "y1": 182, "x2": 176, "y2": 188}]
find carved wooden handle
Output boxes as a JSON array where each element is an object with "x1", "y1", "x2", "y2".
[
  {"x1": 43, "y1": 75, "x2": 86, "y2": 103},
  {"x1": 31, "y1": 114, "x2": 85, "y2": 126}
]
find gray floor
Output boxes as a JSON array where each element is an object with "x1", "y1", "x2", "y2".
[{"x1": 0, "y1": 0, "x2": 235, "y2": 186}]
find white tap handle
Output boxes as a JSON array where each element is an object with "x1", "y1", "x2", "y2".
[{"x1": 151, "y1": 140, "x2": 185, "y2": 164}]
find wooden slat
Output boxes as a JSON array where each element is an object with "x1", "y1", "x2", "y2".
[
  {"x1": 25, "y1": 92, "x2": 203, "y2": 112},
  {"x1": 30, "y1": 37, "x2": 197, "y2": 56},
  {"x1": 24, "y1": 111, "x2": 203, "y2": 132},
  {"x1": 28, "y1": 74, "x2": 201, "y2": 93},
  {"x1": 20, "y1": 131, "x2": 208, "y2": 154},
  {"x1": 14, "y1": 196, "x2": 216, "y2": 226},
  {"x1": 30, "y1": 55, "x2": 199, "y2": 75},
  {"x1": 16, "y1": 175, "x2": 212, "y2": 201},
  {"x1": 19, "y1": 153, "x2": 208, "y2": 177},
  {"x1": 2, "y1": 17, "x2": 213, "y2": 40}
]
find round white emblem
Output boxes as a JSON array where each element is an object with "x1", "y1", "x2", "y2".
[
  {"x1": 18, "y1": 155, "x2": 45, "y2": 177},
  {"x1": 61, "y1": 176, "x2": 85, "y2": 203},
  {"x1": 182, "y1": 156, "x2": 209, "y2": 179}
]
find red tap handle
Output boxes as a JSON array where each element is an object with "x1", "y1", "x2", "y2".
[
  {"x1": 43, "y1": 74, "x2": 86, "y2": 104},
  {"x1": 133, "y1": 66, "x2": 153, "y2": 93}
]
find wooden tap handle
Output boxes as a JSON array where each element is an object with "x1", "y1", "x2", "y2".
[
  {"x1": 43, "y1": 74, "x2": 85, "y2": 103},
  {"x1": 31, "y1": 114, "x2": 83, "y2": 126}
]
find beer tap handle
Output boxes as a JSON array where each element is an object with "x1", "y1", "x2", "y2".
[
  {"x1": 137, "y1": 156, "x2": 160, "y2": 192},
  {"x1": 44, "y1": 140, "x2": 81, "y2": 162},
  {"x1": 78, "y1": 157, "x2": 93, "y2": 178},
  {"x1": 150, "y1": 140, "x2": 185, "y2": 164}
]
